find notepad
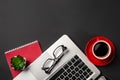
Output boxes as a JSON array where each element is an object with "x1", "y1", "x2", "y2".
[{"x1": 5, "y1": 40, "x2": 42, "y2": 78}]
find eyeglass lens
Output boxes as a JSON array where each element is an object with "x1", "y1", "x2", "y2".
[
  {"x1": 43, "y1": 59, "x2": 54, "y2": 68},
  {"x1": 53, "y1": 46, "x2": 64, "y2": 58}
]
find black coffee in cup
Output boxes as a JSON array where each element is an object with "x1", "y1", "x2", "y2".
[{"x1": 93, "y1": 41, "x2": 109, "y2": 57}]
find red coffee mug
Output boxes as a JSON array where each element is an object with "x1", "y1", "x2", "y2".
[{"x1": 85, "y1": 36, "x2": 115, "y2": 66}]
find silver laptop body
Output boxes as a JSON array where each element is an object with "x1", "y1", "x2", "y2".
[{"x1": 14, "y1": 35, "x2": 100, "y2": 80}]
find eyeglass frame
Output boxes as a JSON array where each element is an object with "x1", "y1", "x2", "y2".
[{"x1": 42, "y1": 45, "x2": 68, "y2": 74}]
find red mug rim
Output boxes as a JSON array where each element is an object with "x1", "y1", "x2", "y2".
[{"x1": 92, "y1": 40, "x2": 112, "y2": 60}]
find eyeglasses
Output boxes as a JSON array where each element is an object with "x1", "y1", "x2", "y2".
[{"x1": 42, "y1": 45, "x2": 68, "y2": 74}]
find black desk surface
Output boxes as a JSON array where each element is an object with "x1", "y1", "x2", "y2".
[{"x1": 0, "y1": 0, "x2": 120, "y2": 79}]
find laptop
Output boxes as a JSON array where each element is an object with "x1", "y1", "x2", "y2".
[{"x1": 14, "y1": 35, "x2": 100, "y2": 80}]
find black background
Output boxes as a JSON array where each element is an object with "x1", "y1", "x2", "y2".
[{"x1": 0, "y1": 0, "x2": 120, "y2": 80}]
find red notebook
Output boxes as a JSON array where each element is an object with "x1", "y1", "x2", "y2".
[{"x1": 5, "y1": 40, "x2": 42, "y2": 78}]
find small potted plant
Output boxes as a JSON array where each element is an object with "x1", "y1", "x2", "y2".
[{"x1": 11, "y1": 55, "x2": 26, "y2": 70}]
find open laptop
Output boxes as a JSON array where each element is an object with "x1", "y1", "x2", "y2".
[{"x1": 14, "y1": 35, "x2": 101, "y2": 80}]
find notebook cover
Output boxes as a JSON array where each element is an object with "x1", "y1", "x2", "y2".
[{"x1": 5, "y1": 40, "x2": 42, "y2": 78}]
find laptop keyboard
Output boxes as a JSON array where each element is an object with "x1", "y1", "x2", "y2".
[{"x1": 49, "y1": 55, "x2": 93, "y2": 80}]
